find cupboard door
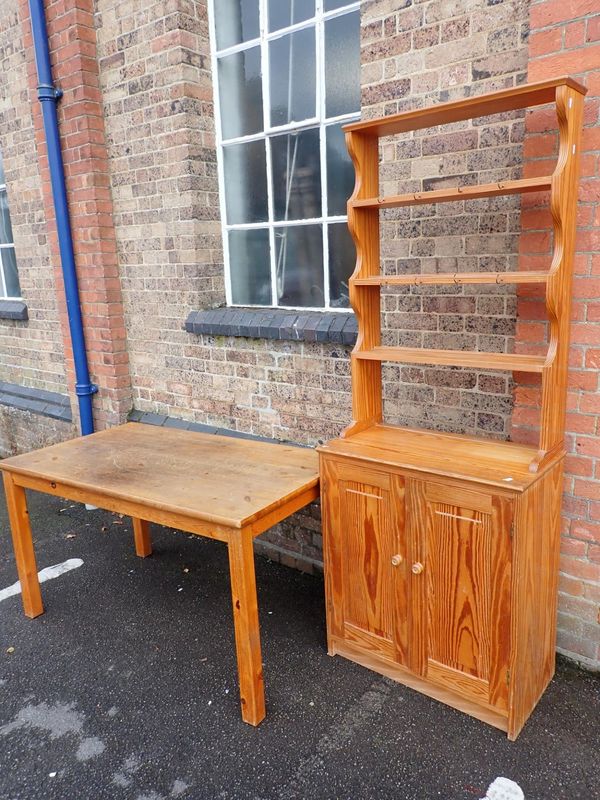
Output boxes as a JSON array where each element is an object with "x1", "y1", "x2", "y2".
[
  {"x1": 321, "y1": 459, "x2": 408, "y2": 665},
  {"x1": 408, "y1": 481, "x2": 513, "y2": 711}
]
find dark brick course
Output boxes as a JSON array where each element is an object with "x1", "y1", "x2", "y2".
[{"x1": 185, "y1": 308, "x2": 357, "y2": 345}]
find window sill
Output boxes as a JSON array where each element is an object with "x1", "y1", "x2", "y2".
[
  {"x1": 0, "y1": 380, "x2": 72, "y2": 422},
  {"x1": 185, "y1": 307, "x2": 357, "y2": 345},
  {"x1": 0, "y1": 300, "x2": 28, "y2": 321}
]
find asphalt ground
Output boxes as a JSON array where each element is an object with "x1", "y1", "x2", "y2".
[{"x1": 0, "y1": 489, "x2": 598, "y2": 800}]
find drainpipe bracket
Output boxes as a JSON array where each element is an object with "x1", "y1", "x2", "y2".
[
  {"x1": 37, "y1": 83, "x2": 63, "y2": 102},
  {"x1": 75, "y1": 383, "x2": 98, "y2": 398}
]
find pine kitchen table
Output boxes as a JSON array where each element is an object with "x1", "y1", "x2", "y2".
[{"x1": 0, "y1": 423, "x2": 319, "y2": 726}]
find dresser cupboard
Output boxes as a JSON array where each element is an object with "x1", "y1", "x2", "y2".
[{"x1": 318, "y1": 77, "x2": 586, "y2": 740}]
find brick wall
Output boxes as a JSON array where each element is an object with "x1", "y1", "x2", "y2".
[
  {"x1": 94, "y1": 0, "x2": 354, "y2": 447},
  {"x1": 0, "y1": 1, "x2": 69, "y2": 405},
  {"x1": 511, "y1": 0, "x2": 600, "y2": 667},
  {"x1": 362, "y1": 0, "x2": 530, "y2": 438},
  {"x1": 21, "y1": 0, "x2": 133, "y2": 430}
]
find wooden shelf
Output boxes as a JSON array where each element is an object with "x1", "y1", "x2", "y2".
[
  {"x1": 344, "y1": 76, "x2": 586, "y2": 138},
  {"x1": 320, "y1": 424, "x2": 541, "y2": 491},
  {"x1": 351, "y1": 176, "x2": 552, "y2": 210},
  {"x1": 353, "y1": 346, "x2": 546, "y2": 372},
  {"x1": 345, "y1": 76, "x2": 587, "y2": 469},
  {"x1": 353, "y1": 271, "x2": 549, "y2": 287}
]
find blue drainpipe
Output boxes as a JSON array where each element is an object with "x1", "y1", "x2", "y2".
[{"x1": 29, "y1": 0, "x2": 97, "y2": 435}]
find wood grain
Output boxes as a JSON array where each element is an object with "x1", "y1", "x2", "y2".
[
  {"x1": 0, "y1": 423, "x2": 319, "y2": 530},
  {"x1": 319, "y1": 424, "x2": 543, "y2": 491},
  {"x1": 534, "y1": 85, "x2": 586, "y2": 470},
  {"x1": 320, "y1": 457, "x2": 409, "y2": 666},
  {"x1": 409, "y1": 481, "x2": 513, "y2": 711},
  {"x1": 132, "y1": 518, "x2": 152, "y2": 558},
  {"x1": 3, "y1": 472, "x2": 44, "y2": 619},
  {"x1": 354, "y1": 346, "x2": 546, "y2": 373},
  {"x1": 343, "y1": 131, "x2": 382, "y2": 437},
  {"x1": 508, "y1": 461, "x2": 563, "y2": 740},
  {"x1": 353, "y1": 271, "x2": 550, "y2": 287},
  {"x1": 228, "y1": 530, "x2": 265, "y2": 726},
  {"x1": 351, "y1": 175, "x2": 552, "y2": 209},
  {"x1": 344, "y1": 76, "x2": 586, "y2": 137}
]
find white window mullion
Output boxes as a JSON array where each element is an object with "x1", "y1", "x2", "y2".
[
  {"x1": 259, "y1": 0, "x2": 278, "y2": 307},
  {"x1": 322, "y1": 2, "x2": 361, "y2": 22},
  {"x1": 207, "y1": 0, "x2": 233, "y2": 306},
  {"x1": 226, "y1": 216, "x2": 348, "y2": 232},
  {"x1": 0, "y1": 252, "x2": 7, "y2": 298},
  {"x1": 315, "y1": 0, "x2": 330, "y2": 310}
]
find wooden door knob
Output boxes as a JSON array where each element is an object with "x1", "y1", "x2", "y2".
[
  {"x1": 411, "y1": 562, "x2": 424, "y2": 575},
  {"x1": 391, "y1": 554, "x2": 403, "y2": 567}
]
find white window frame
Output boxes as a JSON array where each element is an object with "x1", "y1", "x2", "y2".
[
  {"x1": 208, "y1": 0, "x2": 361, "y2": 312},
  {"x1": 0, "y1": 168, "x2": 21, "y2": 300}
]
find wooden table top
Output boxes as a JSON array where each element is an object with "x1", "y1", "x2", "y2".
[{"x1": 0, "y1": 424, "x2": 319, "y2": 529}]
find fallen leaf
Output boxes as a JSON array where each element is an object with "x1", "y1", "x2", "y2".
[
  {"x1": 65, "y1": 533, "x2": 76, "y2": 539},
  {"x1": 112, "y1": 520, "x2": 123, "y2": 526},
  {"x1": 6, "y1": 647, "x2": 15, "y2": 654}
]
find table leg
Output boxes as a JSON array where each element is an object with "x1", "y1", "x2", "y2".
[
  {"x1": 227, "y1": 530, "x2": 265, "y2": 726},
  {"x1": 132, "y1": 518, "x2": 152, "y2": 557},
  {"x1": 3, "y1": 473, "x2": 44, "y2": 619}
]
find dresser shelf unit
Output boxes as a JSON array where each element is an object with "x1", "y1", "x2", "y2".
[{"x1": 318, "y1": 76, "x2": 587, "y2": 740}]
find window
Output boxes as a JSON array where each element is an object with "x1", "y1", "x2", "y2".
[
  {"x1": 210, "y1": 0, "x2": 360, "y2": 310},
  {"x1": 0, "y1": 148, "x2": 21, "y2": 299}
]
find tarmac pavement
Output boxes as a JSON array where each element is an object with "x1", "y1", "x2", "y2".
[{"x1": 0, "y1": 489, "x2": 598, "y2": 800}]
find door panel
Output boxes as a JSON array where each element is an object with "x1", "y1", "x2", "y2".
[
  {"x1": 426, "y1": 499, "x2": 492, "y2": 679},
  {"x1": 408, "y1": 480, "x2": 512, "y2": 711},
  {"x1": 320, "y1": 458, "x2": 407, "y2": 665}
]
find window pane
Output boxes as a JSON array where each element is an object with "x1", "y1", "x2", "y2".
[
  {"x1": 275, "y1": 224, "x2": 323, "y2": 307},
  {"x1": 214, "y1": 0, "x2": 259, "y2": 50},
  {"x1": 2, "y1": 247, "x2": 20, "y2": 298},
  {"x1": 229, "y1": 229, "x2": 271, "y2": 305},
  {"x1": 271, "y1": 128, "x2": 321, "y2": 221},
  {"x1": 325, "y1": 11, "x2": 360, "y2": 118},
  {"x1": 326, "y1": 124, "x2": 354, "y2": 217},
  {"x1": 328, "y1": 223, "x2": 354, "y2": 308},
  {"x1": 218, "y1": 47, "x2": 263, "y2": 139},
  {"x1": 269, "y1": 28, "x2": 316, "y2": 126},
  {"x1": 324, "y1": 0, "x2": 353, "y2": 9},
  {"x1": 0, "y1": 149, "x2": 5, "y2": 185},
  {"x1": 223, "y1": 141, "x2": 268, "y2": 224},
  {"x1": 0, "y1": 189, "x2": 14, "y2": 245},
  {"x1": 268, "y1": 0, "x2": 314, "y2": 31}
]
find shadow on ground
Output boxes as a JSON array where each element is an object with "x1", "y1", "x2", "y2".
[{"x1": 0, "y1": 490, "x2": 598, "y2": 800}]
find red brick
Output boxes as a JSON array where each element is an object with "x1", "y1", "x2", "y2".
[
  {"x1": 561, "y1": 535, "x2": 590, "y2": 556},
  {"x1": 586, "y1": 15, "x2": 600, "y2": 43},
  {"x1": 559, "y1": 574, "x2": 585, "y2": 596},
  {"x1": 529, "y1": 45, "x2": 600, "y2": 80},
  {"x1": 565, "y1": 20, "x2": 586, "y2": 48},
  {"x1": 529, "y1": 27, "x2": 562, "y2": 57},
  {"x1": 531, "y1": 0, "x2": 600, "y2": 29},
  {"x1": 560, "y1": 555, "x2": 600, "y2": 582}
]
